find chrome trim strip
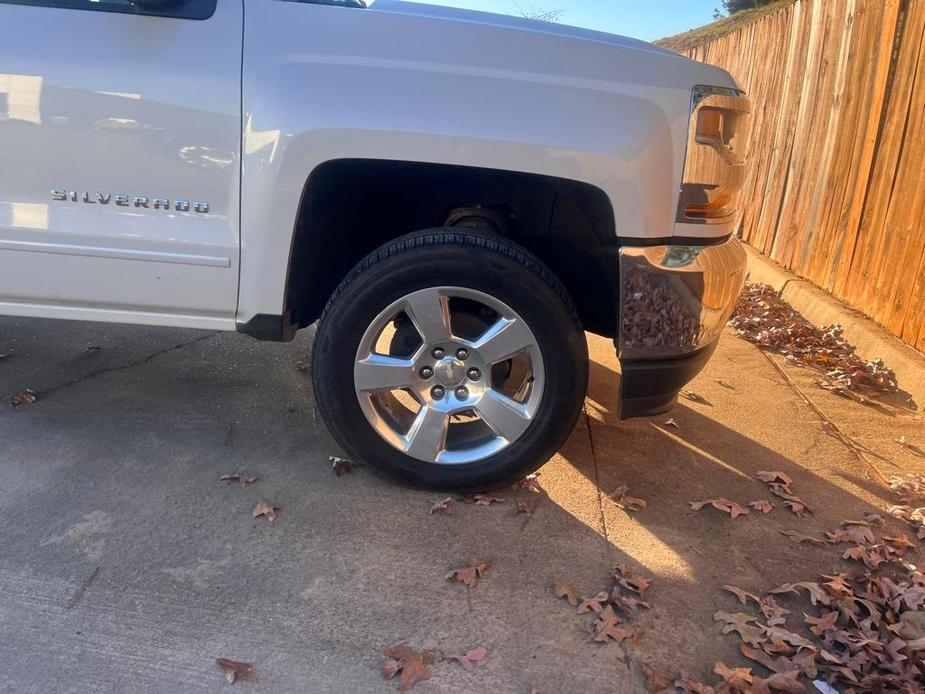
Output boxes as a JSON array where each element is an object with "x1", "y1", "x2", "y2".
[
  {"x1": 0, "y1": 299, "x2": 236, "y2": 330},
  {"x1": 0, "y1": 238, "x2": 231, "y2": 268},
  {"x1": 618, "y1": 237, "x2": 746, "y2": 360}
]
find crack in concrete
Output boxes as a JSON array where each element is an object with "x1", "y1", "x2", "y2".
[
  {"x1": 4, "y1": 332, "x2": 219, "y2": 404},
  {"x1": 583, "y1": 405, "x2": 616, "y2": 564},
  {"x1": 757, "y1": 348, "x2": 892, "y2": 487}
]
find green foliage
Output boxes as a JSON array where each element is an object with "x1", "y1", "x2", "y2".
[
  {"x1": 657, "y1": 0, "x2": 796, "y2": 52},
  {"x1": 723, "y1": 0, "x2": 777, "y2": 13}
]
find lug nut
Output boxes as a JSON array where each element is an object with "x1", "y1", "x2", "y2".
[
  {"x1": 456, "y1": 347, "x2": 469, "y2": 360},
  {"x1": 419, "y1": 366, "x2": 434, "y2": 379},
  {"x1": 431, "y1": 385, "x2": 445, "y2": 399},
  {"x1": 431, "y1": 347, "x2": 445, "y2": 359},
  {"x1": 467, "y1": 367, "x2": 481, "y2": 380},
  {"x1": 455, "y1": 386, "x2": 469, "y2": 400}
]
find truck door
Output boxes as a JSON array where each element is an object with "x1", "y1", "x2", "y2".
[{"x1": 0, "y1": 0, "x2": 242, "y2": 328}]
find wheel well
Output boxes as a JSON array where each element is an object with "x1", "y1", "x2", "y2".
[{"x1": 285, "y1": 159, "x2": 620, "y2": 337}]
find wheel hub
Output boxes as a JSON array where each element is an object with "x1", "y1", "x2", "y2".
[{"x1": 433, "y1": 357, "x2": 466, "y2": 388}]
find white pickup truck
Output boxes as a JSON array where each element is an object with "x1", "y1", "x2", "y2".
[{"x1": 0, "y1": 0, "x2": 749, "y2": 489}]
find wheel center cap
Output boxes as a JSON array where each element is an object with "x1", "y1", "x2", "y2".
[{"x1": 434, "y1": 357, "x2": 466, "y2": 388}]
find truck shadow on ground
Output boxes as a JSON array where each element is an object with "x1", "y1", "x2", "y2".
[{"x1": 0, "y1": 318, "x2": 899, "y2": 691}]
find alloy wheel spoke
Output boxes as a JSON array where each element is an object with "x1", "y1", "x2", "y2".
[
  {"x1": 404, "y1": 289, "x2": 453, "y2": 345},
  {"x1": 475, "y1": 389, "x2": 532, "y2": 441},
  {"x1": 472, "y1": 317, "x2": 534, "y2": 364},
  {"x1": 355, "y1": 354, "x2": 415, "y2": 392},
  {"x1": 404, "y1": 405, "x2": 449, "y2": 460}
]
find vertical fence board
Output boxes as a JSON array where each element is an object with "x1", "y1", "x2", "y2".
[{"x1": 676, "y1": 0, "x2": 925, "y2": 351}]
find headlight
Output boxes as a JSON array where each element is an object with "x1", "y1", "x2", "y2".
[{"x1": 677, "y1": 86, "x2": 752, "y2": 224}]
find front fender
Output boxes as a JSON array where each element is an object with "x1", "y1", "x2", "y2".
[{"x1": 237, "y1": 0, "x2": 717, "y2": 322}]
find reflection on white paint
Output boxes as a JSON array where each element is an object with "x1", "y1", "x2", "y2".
[
  {"x1": 97, "y1": 91, "x2": 141, "y2": 100},
  {"x1": 0, "y1": 73, "x2": 43, "y2": 124},
  {"x1": 10, "y1": 202, "x2": 48, "y2": 231},
  {"x1": 244, "y1": 118, "x2": 281, "y2": 160}
]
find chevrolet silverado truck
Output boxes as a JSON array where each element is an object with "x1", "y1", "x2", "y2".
[{"x1": 0, "y1": 0, "x2": 750, "y2": 489}]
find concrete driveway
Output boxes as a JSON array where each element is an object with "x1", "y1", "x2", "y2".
[{"x1": 0, "y1": 316, "x2": 922, "y2": 692}]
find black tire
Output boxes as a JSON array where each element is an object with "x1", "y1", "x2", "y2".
[{"x1": 311, "y1": 229, "x2": 588, "y2": 491}]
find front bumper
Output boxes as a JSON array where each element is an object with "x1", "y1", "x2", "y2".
[{"x1": 617, "y1": 237, "x2": 746, "y2": 418}]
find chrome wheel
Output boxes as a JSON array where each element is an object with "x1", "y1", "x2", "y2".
[{"x1": 354, "y1": 286, "x2": 545, "y2": 464}]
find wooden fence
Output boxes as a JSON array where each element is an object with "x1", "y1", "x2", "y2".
[{"x1": 680, "y1": 0, "x2": 925, "y2": 351}]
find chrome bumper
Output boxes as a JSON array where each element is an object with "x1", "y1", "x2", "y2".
[
  {"x1": 618, "y1": 237, "x2": 746, "y2": 360},
  {"x1": 616, "y1": 237, "x2": 746, "y2": 417}
]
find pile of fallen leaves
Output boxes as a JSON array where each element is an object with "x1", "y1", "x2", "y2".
[
  {"x1": 652, "y1": 521, "x2": 924, "y2": 692},
  {"x1": 554, "y1": 564, "x2": 653, "y2": 644},
  {"x1": 730, "y1": 284, "x2": 898, "y2": 397}
]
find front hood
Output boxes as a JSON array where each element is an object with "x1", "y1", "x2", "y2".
[{"x1": 368, "y1": 0, "x2": 678, "y2": 58}]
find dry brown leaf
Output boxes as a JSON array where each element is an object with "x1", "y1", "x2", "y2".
[
  {"x1": 554, "y1": 580, "x2": 579, "y2": 606},
  {"x1": 381, "y1": 644, "x2": 437, "y2": 692},
  {"x1": 769, "y1": 582, "x2": 831, "y2": 606},
  {"x1": 716, "y1": 379, "x2": 736, "y2": 390},
  {"x1": 611, "y1": 592, "x2": 652, "y2": 612},
  {"x1": 614, "y1": 564, "x2": 653, "y2": 594},
  {"x1": 590, "y1": 604, "x2": 638, "y2": 643},
  {"x1": 784, "y1": 500, "x2": 808, "y2": 517},
  {"x1": 446, "y1": 646, "x2": 487, "y2": 671},
  {"x1": 751, "y1": 670, "x2": 804, "y2": 694},
  {"x1": 690, "y1": 498, "x2": 750, "y2": 519},
  {"x1": 713, "y1": 661, "x2": 753, "y2": 689},
  {"x1": 642, "y1": 663, "x2": 676, "y2": 693},
  {"x1": 446, "y1": 559, "x2": 490, "y2": 588},
  {"x1": 10, "y1": 389, "x2": 38, "y2": 407},
  {"x1": 220, "y1": 473, "x2": 258, "y2": 488},
  {"x1": 750, "y1": 499, "x2": 775, "y2": 514},
  {"x1": 295, "y1": 359, "x2": 309, "y2": 372},
  {"x1": 763, "y1": 626, "x2": 817, "y2": 651},
  {"x1": 780, "y1": 530, "x2": 825, "y2": 545},
  {"x1": 429, "y1": 497, "x2": 453, "y2": 515},
  {"x1": 330, "y1": 455, "x2": 355, "y2": 476},
  {"x1": 252, "y1": 500, "x2": 279, "y2": 523},
  {"x1": 739, "y1": 644, "x2": 797, "y2": 674},
  {"x1": 510, "y1": 473, "x2": 542, "y2": 494},
  {"x1": 757, "y1": 471, "x2": 793, "y2": 486},
  {"x1": 517, "y1": 500, "x2": 536, "y2": 514},
  {"x1": 465, "y1": 494, "x2": 503, "y2": 506},
  {"x1": 722, "y1": 585, "x2": 761, "y2": 606},
  {"x1": 759, "y1": 596, "x2": 790, "y2": 627},
  {"x1": 714, "y1": 611, "x2": 766, "y2": 647},
  {"x1": 664, "y1": 417, "x2": 679, "y2": 428},
  {"x1": 825, "y1": 525, "x2": 875, "y2": 545},
  {"x1": 674, "y1": 671, "x2": 716, "y2": 693},
  {"x1": 577, "y1": 590, "x2": 610, "y2": 615},
  {"x1": 216, "y1": 658, "x2": 254, "y2": 685},
  {"x1": 804, "y1": 610, "x2": 838, "y2": 636},
  {"x1": 610, "y1": 485, "x2": 647, "y2": 512},
  {"x1": 761, "y1": 640, "x2": 795, "y2": 656},
  {"x1": 884, "y1": 534, "x2": 916, "y2": 555}
]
